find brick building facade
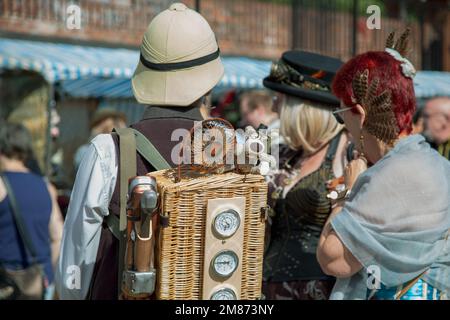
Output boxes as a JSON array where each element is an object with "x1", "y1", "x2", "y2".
[{"x1": 0, "y1": 0, "x2": 449, "y2": 70}]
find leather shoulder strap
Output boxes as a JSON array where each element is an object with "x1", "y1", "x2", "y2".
[
  {"x1": 106, "y1": 128, "x2": 171, "y2": 240},
  {"x1": 112, "y1": 127, "x2": 137, "y2": 298},
  {"x1": 132, "y1": 128, "x2": 171, "y2": 170},
  {"x1": 115, "y1": 128, "x2": 137, "y2": 232},
  {"x1": 105, "y1": 213, "x2": 120, "y2": 240}
]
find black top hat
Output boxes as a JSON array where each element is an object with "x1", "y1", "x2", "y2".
[{"x1": 263, "y1": 50, "x2": 343, "y2": 106}]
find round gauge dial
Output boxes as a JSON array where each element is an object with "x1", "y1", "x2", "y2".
[
  {"x1": 210, "y1": 288, "x2": 237, "y2": 300},
  {"x1": 213, "y1": 209, "x2": 240, "y2": 238},
  {"x1": 211, "y1": 250, "x2": 239, "y2": 278}
]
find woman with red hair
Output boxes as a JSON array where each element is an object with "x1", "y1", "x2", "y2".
[{"x1": 316, "y1": 30, "x2": 450, "y2": 300}]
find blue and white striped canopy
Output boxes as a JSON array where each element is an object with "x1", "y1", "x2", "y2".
[
  {"x1": 0, "y1": 38, "x2": 270, "y2": 97},
  {"x1": 0, "y1": 38, "x2": 135, "y2": 82},
  {"x1": 1, "y1": 38, "x2": 450, "y2": 99},
  {"x1": 413, "y1": 71, "x2": 450, "y2": 99},
  {"x1": 59, "y1": 56, "x2": 271, "y2": 98}
]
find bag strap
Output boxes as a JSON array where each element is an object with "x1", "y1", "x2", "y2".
[
  {"x1": 109, "y1": 128, "x2": 137, "y2": 298},
  {"x1": 105, "y1": 211, "x2": 121, "y2": 240},
  {"x1": 1, "y1": 173, "x2": 39, "y2": 263},
  {"x1": 106, "y1": 128, "x2": 171, "y2": 240},
  {"x1": 106, "y1": 127, "x2": 171, "y2": 297},
  {"x1": 115, "y1": 128, "x2": 137, "y2": 233}
]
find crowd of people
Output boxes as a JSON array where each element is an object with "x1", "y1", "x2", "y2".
[{"x1": 1, "y1": 3, "x2": 450, "y2": 301}]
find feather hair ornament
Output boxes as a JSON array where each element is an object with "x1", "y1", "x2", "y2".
[
  {"x1": 385, "y1": 28, "x2": 411, "y2": 57},
  {"x1": 352, "y1": 69, "x2": 400, "y2": 145},
  {"x1": 384, "y1": 28, "x2": 416, "y2": 79}
]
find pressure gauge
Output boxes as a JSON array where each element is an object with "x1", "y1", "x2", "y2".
[
  {"x1": 211, "y1": 250, "x2": 239, "y2": 278},
  {"x1": 210, "y1": 288, "x2": 237, "y2": 300},
  {"x1": 213, "y1": 209, "x2": 240, "y2": 238}
]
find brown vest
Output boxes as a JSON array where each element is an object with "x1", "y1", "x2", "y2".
[{"x1": 87, "y1": 106, "x2": 202, "y2": 299}]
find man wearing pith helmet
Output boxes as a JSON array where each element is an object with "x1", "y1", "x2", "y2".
[{"x1": 56, "y1": 3, "x2": 224, "y2": 299}]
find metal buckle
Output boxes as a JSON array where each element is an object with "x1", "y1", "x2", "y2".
[{"x1": 122, "y1": 270, "x2": 156, "y2": 295}]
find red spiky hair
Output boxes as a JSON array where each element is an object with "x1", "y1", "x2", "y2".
[{"x1": 332, "y1": 51, "x2": 416, "y2": 134}]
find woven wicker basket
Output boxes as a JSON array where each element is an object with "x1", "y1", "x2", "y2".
[{"x1": 147, "y1": 169, "x2": 267, "y2": 300}]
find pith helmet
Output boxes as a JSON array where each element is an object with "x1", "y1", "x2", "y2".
[{"x1": 132, "y1": 3, "x2": 224, "y2": 106}]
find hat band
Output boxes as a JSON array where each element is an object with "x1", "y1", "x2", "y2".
[
  {"x1": 140, "y1": 48, "x2": 220, "y2": 71},
  {"x1": 269, "y1": 60, "x2": 331, "y2": 93}
]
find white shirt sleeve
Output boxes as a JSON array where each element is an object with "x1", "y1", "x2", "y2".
[{"x1": 55, "y1": 134, "x2": 118, "y2": 300}]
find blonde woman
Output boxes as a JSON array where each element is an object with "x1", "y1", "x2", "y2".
[{"x1": 262, "y1": 51, "x2": 352, "y2": 300}]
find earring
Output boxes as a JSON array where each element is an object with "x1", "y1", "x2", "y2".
[
  {"x1": 359, "y1": 132, "x2": 365, "y2": 159},
  {"x1": 359, "y1": 132, "x2": 367, "y2": 162}
]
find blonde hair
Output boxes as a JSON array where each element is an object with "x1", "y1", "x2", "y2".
[
  {"x1": 280, "y1": 96, "x2": 343, "y2": 154},
  {"x1": 8, "y1": 84, "x2": 49, "y2": 172}
]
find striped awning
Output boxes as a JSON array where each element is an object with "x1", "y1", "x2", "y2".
[
  {"x1": 59, "y1": 56, "x2": 271, "y2": 99},
  {"x1": 0, "y1": 38, "x2": 135, "y2": 82},
  {"x1": 1, "y1": 38, "x2": 450, "y2": 99},
  {"x1": 0, "y1": 38, "x2": 270, "y2": 98},
  {"x1": 413, "y1": 71, "x2": 450, "y2": 99}
]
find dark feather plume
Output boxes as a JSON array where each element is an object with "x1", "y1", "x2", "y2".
[
  {"x1": 385, "y1": 31, "x2": 395, "y2": 48},
  {"x1": 394, "y1": 28, "x2": 411, "y2": 57}
]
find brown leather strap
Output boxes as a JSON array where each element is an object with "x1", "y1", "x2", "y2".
[
  {"x1": 114, "y1": 128, "x2": 137, "y2": 298},
  {"x1": 116, "y1": 128, "x2": 137, "y2": 231}
]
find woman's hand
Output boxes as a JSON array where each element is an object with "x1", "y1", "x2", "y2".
[{"x1": 344, "y1": 157, "x2": 367, "y2": 190}]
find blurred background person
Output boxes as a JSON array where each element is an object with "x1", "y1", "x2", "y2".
[
  {"x1": 422, "y1": 96, "x2": 450, "y2": 159},
  {"x1": 239, "y1": 89, "x2": 284, "y2": 146},
  {"x1": 0, "y1": 122, "x2": 63, "y2": 299},
  {"x1": 261, "y1": 51, "x2": 352, "y2": 300},
  {"x1": 73, "y1": 108, "x2": 127, "y2": 172},
  {"x1": 412, "y1": 103, "x2": 425, "y2": 135},
  {"x1": 239, "y1": 89, "x2": 280, "y2": 130}
]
